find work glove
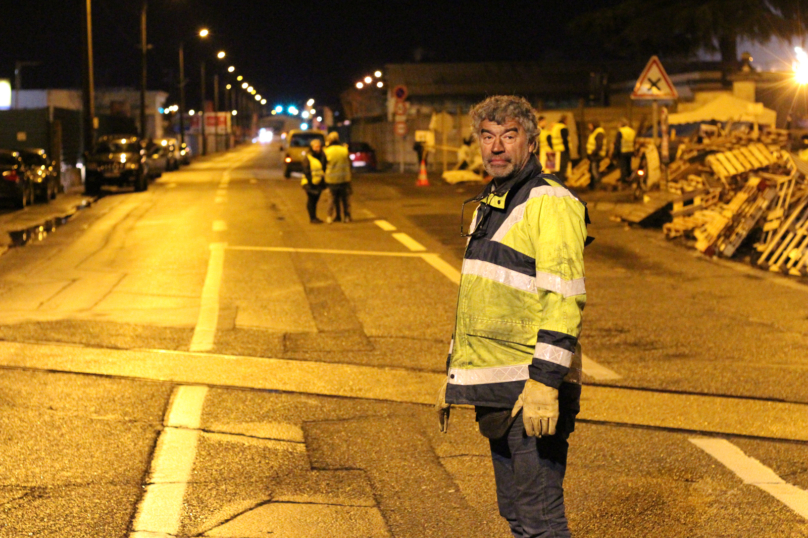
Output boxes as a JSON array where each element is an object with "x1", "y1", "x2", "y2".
[
  {"x1": 512, "y1": 379, "x2": 559, "y2": 437},
  {"x1": 436, "y1": 378, "x2": 451, "y2": 433}
]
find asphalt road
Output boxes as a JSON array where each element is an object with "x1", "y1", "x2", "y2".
[{"x1": 0, "y1": 142, "x2": 806, "y2": 537}]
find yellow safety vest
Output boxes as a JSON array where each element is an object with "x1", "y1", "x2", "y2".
[
  {"x1": 538, "y1": 127, "x2": 552, "y2": 153},
  {"x1": 618, "y1": 126, "x2": 636, "y2": 154},
  {"x1": 302, "y1": 153, "x2": 324, "y2": 186},
  {"x1": 324, "y1": 144, "x2": 352, "y2": 184},
  {"x1": 586, "y1": 127, "x2": 607, "y2": 158},
  {"x1": 551, "y1": 123, "x2": 567, "y2": 153}
]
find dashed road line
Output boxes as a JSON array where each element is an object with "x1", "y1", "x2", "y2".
[
  {"x1": 215, "y1": 196, "x2": 227, "y2": 204},
  {"x1": 420, "y1": 253, "x2": 460, "y2": 284},
  {"x1": 212, "y1": 220, "x2": 227, "y2": 232},
  {"x1": 392, "y1": 232, "x2": 426, "y2": 252},
  {"x1": 190, "y1": 243, "x2": 226, "y2": 352},
  {"x1": 227, "y1": 245, "x2": 424, "y2": 257},
  {"x1": 690, "y1": 437, "x2": 808, "y2": 519},
  {"x1": 130, "y1": 385, "x2": 208, "y2": 537},
  {"x1": 374, "y1": 219, "x2": 397, "y2": 231},
  {"x1": 582, "y1": 354, "x2": 622, "y2": 380}
]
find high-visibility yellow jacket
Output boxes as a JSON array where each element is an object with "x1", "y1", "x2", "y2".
[
  {"x1": 445, "y1": 157, "x2": 587, "y2": 407},
  {"x1": 586, "y1": 127, "x2": 607, "y2": 158},
  {"x1": 617, "y1": 126, "x2": 636, "y2": 154},
  {"x1": 538, "y1": 127, "x2": 552, "y2": 154},
  {"x1": 550, "y1": 122, "x2": 568, "y2": 153},
  {"x1": 324, "y1": 143, "x2": 352, "y2": 184},
  {"x1": 301, "y1": 153, "x2": 325, "y2": 186}
]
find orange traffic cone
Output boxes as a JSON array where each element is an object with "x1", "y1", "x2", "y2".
[{"x1": 415, "y1": 158, "x2": 430, "y2": 187}]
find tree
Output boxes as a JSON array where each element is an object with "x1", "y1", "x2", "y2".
[{"x1": 570, "y1": 0, "x2": 805, "y2": 72}]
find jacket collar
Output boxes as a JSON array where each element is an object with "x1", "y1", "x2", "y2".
[{"x1": 479, "y1": 156, "x2": 542, "y2": 209}]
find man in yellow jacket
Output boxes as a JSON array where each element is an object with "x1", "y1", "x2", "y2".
[
  {"x1": 586, "y1": 120, "x2": 607, "y2": 191},
  {"x1": 437, "y1": 95, "x2": 587, "y2": 538},
  {"x1": 323, "y1": 132, "x2": 352, "y2": 223}
]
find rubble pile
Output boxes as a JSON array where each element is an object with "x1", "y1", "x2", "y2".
[{"x1": 626, "y1": 131, "x2": 808, "y2": 274}]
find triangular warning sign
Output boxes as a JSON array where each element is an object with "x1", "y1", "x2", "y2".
[{"x1": 631, "y1": 56, "x2": 678, "y2": 100}]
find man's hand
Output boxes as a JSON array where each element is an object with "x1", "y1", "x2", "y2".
[
  {"x1": 436, "y1": 379, "x2": 451, "y2": 433},
  {"x1": 512, "y1": 379, "x2": 558, "y2": 437}
]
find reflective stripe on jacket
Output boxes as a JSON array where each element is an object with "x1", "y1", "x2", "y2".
[
  {"x1": 586, "y1": 127, "x2": 606, "y2": 158},
  {"x1": 618, "y1": 126, "x2": 636, "y2": 154},
  {"x1": 324, "y1": 144, "x2": 352, "y2": 184},
  {"x1": 550, "y1": 123, "x2": 567, "y2": 153},
  {"x1": 302, "y1": 153, "x2": 324, "y2": 186},
  {"x1": 445, "y1": 156, "x2": 587, "y2": 408}
]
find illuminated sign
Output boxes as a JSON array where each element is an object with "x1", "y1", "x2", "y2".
[{"x1": 0, "y1": 80, "x2": 11, "y2": 110}]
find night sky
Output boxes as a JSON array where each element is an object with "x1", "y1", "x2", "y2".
[{"x1": 5, "y1": 1, "x2": 623, "y2": 110}]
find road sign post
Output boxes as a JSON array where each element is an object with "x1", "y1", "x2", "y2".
[{"x1": 631, "y1": 56, "x2": 678, "y2": 190}]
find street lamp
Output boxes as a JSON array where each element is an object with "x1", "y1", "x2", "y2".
[
  {"x1": 306, "y1": 98, "x2": 315, "y2": 107},
  {"x1": 374, "y1": 70, "x2": 382, "y2": 78},
  {"x1": 356, "y1": 82, "x2": 364, "y2": 89},
  {"x1": 242, "y1": 82, "x2": 248, "y2": 89},
  {"x1": 228, "y1": 66, "x2": 235, "y2": 73},
  {"x1": 363, "y1": 76, "x2": 372, "y2": 84},
  {"x1": 217, "y1": 51, "x2": 226, "y2": 59},
  {"x1": 376, "y1": 81, "x2": 384, "y2": 88},
  {"x1": 178, "y1": 28, "x2": 209, "y2": 147},
  {"x1": 199, "y1": 28, "x2": 209, "y2": 37}
]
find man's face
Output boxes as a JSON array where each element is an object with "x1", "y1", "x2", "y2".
[
  {"x1": 479, "y1": 119, "x2": 533, "y2": 179},
  {"x1": 311, "y1": 140, "x2": 322, "y2": 152}
]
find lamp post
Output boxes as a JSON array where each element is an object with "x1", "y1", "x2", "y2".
[
  {"x1": 178, "y1": 41, "x2": 185, "y2": 145},
  {"x1": 140, "y1": 0, "x2": 148, "y2": 140},
  {"x1": 200, "y1": 60, "x2": 206, "y2": 155},
  {"x1": 81, "y1": 0, "x2": 95, "y2": 153}
]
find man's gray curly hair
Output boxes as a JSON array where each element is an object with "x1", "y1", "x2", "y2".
[{"x1": 469, "y1": 95, "x2": 539, "y2": 144}]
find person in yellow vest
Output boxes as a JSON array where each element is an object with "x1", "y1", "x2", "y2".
[
  {"x1": 301, "y1": 138, "x2": 327, "y2": 224},
  {"x1": 549, "y1": 115, "x2": 570, "y2": 182},
  {"x1": 324, "y1": 132, "x2": 352, "y2": 223},
  {"x1": 586, "y1": 120, "x2": 607, "y2": 190},
  {"x1": 613, "y1": 118, "x2": 636, "y2": 183}
]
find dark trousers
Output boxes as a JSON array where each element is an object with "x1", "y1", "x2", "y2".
[
  {"x1": 304, "y1": 188, "x2": 321, "y2": 221},
  {"x1": 327, "y1": 183, "x2": 351, "y2": 221},
  {"x1": 556, "y1": 152, "x2": 569, "y2": 182},
  {"x1": 588, "y1": 157, "x2": 602, "y2": 190},
  {"x1": 618, "y1": 152, "x2": 632, "y2": 182},
  {"x1": 489, "y1": 382, "x2": 581, "y2": 538}
]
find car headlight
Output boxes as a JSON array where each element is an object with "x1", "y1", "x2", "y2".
[{"x1": 126, "y1": 162, "x2": 139, "y2": 170}]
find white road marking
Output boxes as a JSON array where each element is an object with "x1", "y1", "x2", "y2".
[
  {"x1": 420, "y1": 253, "x2": 460, "y2": 284},
  {"x1": 690, "y1": 437, "x2": 808, "y2": 519},
  {"x1": 190, "y1": 243, "x2": 226, "y2": 352},
  {"x1": 392, "y1": 232, "x2": 426, "y2": 252},
  {"x1": 215, "y1": 196, "x2": 226, "y2": 204},
  {"x1": 212, "y1": 220, "x2": 227, "y2": 232},
  {"x1": 582, "y1": 354, "x2": 622, "y2": 380},
  {"x1": 227, "y1": 245, "x2": 424, "y2": 257},
  {"x1": 216, "y1": 189, "x2": 228, "y2": 197},
  {"x1": 374, "y1": 220, "x2": 397, "y2": 231},
  {"x1": 130, "y1": 385, "x2": 208, "y2": 536}
]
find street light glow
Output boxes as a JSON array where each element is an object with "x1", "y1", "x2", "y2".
[
  {"x1": 232, "y1": 110, "x2": 238, "y2": 115},
  {"x1": 237, "y1": 75, "x2": 243, "y2": 81},
  {"x1": 364, "y1": 76, "x2": 372, "y2": 84},
  {"x1": 228, "y1": 66, "x2": 235, "y2": 73},
  {"x1": 301, "y1": 111, "x2": 310, "y2": 119},
  {"x1": 300, "y1": 123, "x2": 309, "y2": 130},
  {"x1": 242, "y1": 82, "x2": 248, "y2": 89},
  {"x1": 217, "y1": 51, "x2": 226, "y2": 59},
  {"x1": 255, "y1": 95, "x2": 260, "y2": 101},
  {"x1": 274, "y1": 105, "x2": 283, "y2": 113},
  {"x1": 261, "y1": 99, "x2": 267, "y2": 105},
  {"x1": 189, "y1": 109, "x2": 195, "y2": 115},
  {"x1": 247, "y1": 86, "x2": 254, "y2": 93},
  {"x1": 374, "y1": 70, "x2": 382, "y2": 78},
  {"x1": 356, "y1": 82, "x2": 364, "y2": 89},
  {"x1": 795, "y1": 47, "x2": 808, "y2": 84},
  {"x1": 306, "y1": 98, "x2": 315, "y2": 107},
  {"x1": 199, "y1": 29, "x2": 209, "y2": 37},
  {"x1": 377, "y1": 81, "x2": 384, "y2": 88}
]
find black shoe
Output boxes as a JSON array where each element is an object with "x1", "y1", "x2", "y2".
[{"x1": 311, "y1": 218, "x2": 323, "y2": 224}]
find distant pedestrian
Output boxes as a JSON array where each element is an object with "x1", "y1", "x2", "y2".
[
  {"x1": 536, "y1": 115, "x2": 552, "y2": 171},
  {"x1": 456, "y1": 136, "x2": 474, "y2": 170},
  {"x1": 549, "y1": 115, "x2": 570, "y2": 182},
  {"x1": 613, "y1": 118, "x2": 636, "y2": 183},
  {"x1": 586, "y1": 120, "x2": 607, "y2": 190},
  {"x1": 414, "y1": 140, "x2": 428, "y2": 168},
  {"x1": 324, "y1": 132, "x2": 352, "y2": 223},
  {"x1": 437, "y1": 95, "x2": 587, "y2": 538},
  {"x1": 301, "y1": 138, "x2": 327, "y2": 224}
]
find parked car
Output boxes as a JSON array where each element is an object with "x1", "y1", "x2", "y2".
[
  {"x1": 156, "y1": 138, "x2": 181, "y2": 171},
  {"x1": 283, "y1": 129, "x2": 326, "y2": 178},
  {"x1": 84, "y1": 135, "x2": 148, "y2": 194},
  {"x1": 179, "y1": 142, "x2": 192, "y2": 165},
  {"x1": 144, "y1": 140, "x2": 168, "y2": 179},
  {"x1": 0, "y1": 150, "x2": 35, "y2": 208},
  {"x1": 348, "y1": 142, "x2": 377, "y2": 171},
  {"x1": 18, "y1": 148, "x2": 59, "y2": 202}
]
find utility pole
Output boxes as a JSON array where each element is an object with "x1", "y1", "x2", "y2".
[
  {"x1": 140, "y1": 0, "x2": 148, "y2": 140},
  {"x1": 200, "y1": 61, "x2": 206, "y2": 155},
  {"x1": 213, "y1": 74, "x2": 219, "y2": 152},
  {"x1": 178, "y1": 42, "x2": 185, "y2": 145},
  {"x1": 81, "y1": 0, "x2": 95, "y2": 153}
]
